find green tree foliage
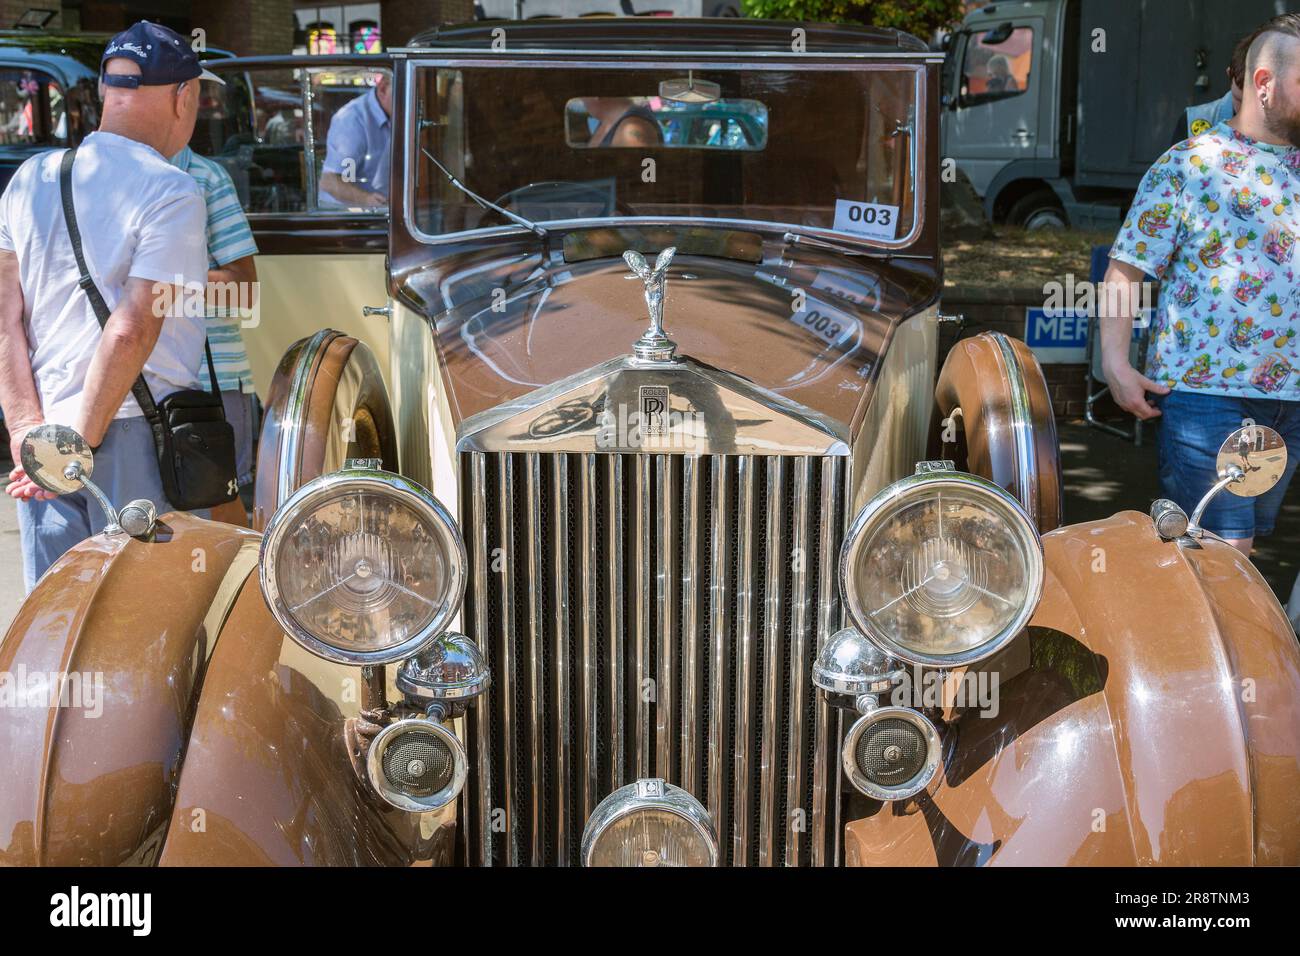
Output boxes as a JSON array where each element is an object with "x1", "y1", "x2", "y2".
[{"x1": 740, "y1": 0, "x2": 966, "y2": 42}]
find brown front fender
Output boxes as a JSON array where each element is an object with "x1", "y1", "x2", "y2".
[
  {"x1": 157, "y1": 569, "x2": 454, "y2": 866},
  {"x1": 0, "y1": 514, "x2": 260, "y2": 865},
  {"x1": 935, "y1": 332, "x2": 1062, "y2": 532},
  {"x1": 253, "y1": 330, "x2": 397, "y2": 530},
  {"x1": 844, "y1": 512, "x2": 1300, "y2": 866}
]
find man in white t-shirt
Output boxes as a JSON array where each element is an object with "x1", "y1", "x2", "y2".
[{"x1": 0, "y1": 21, "x2": 214, "y2": 590}]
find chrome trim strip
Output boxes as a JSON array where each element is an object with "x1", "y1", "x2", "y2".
[
  {"x1": 784, "y1": 457, "x2": 814, "y2": 867},
  {"x1": 524, "y1": 453, "x2": 544, "y2": 866},
  {"x1": 275, "y1": 329, "x2": 337, "y2": 507},
  {"x1": 397, "y1": 50, "x2": 945, "y2": 61},
  {"x1": 758, "y1": 457, "x2": 785, "y2": 866},
  {"x1": 732, "y1": 455, "x2": 757, "y2": 866},
  {"x1": 835, "y1": 459, "x2": 853, "y2": 867},
  {"x1": 811, "y1": 456, "x2": 842, "y2": 867},
  {"x1": 607, "y1": 455, "x2": 626, "y2": 790},
  {"x1": 497, "y1": 453, "x2": 518, "y2": 866},
  {"x1": 579, "y1": 454, "x2": 599, "y2": 823},
  {"x1": 551, "y1": 454, "x2": 572, "y2": 864},
  {"x1": 655, "y1": 455, "x2": 678, "y2": 782},
  {"x1": 680, "y1": 456, "x2": 703, "y2": 794},
  {"x1": 707, "y1": 456, "x2": 731, "y2": 849},
  {"x1": 470, "y1": 452, "x2": 492, "y2": 866},
  {"x1": 992, "y1": 332, "x2": 1040, "y2": 523},
  {"x1": 634, "y1": 456, "x2": 653, "y2": 779}
]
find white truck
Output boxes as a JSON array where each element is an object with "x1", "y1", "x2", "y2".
[{"x1": 942, "y1": 0, "x2": 1289, "y2": 230}]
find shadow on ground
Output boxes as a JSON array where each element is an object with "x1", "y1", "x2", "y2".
[{"x1": 1059, "y1": 420, "x2": 1300, "y2": 604}]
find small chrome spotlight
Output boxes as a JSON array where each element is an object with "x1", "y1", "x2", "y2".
[
  {"x1": 366, "y1": 717, "x2": 467, "y2": 812},
  {"x1": 812, "y1": 627, "x2": 905, "y2": 697},
  {"x1": 396, "y1": 632, "x2": 490, "y2": 708},
  {"x1": 842, "y1": 706, "x2": 941, "y2": 802}
]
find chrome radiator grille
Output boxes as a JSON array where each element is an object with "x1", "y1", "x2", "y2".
[{"x1": 459, "y1": 451, "x2": 848, "y2": 866}]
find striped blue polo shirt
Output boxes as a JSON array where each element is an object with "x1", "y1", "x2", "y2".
[{"x1": 168, "y1": 146, "x2": 259, "y2": 394}]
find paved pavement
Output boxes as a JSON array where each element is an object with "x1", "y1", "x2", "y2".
[
  {"x1": 0, "y1": 492, "x2": 23, "y2": 635},
  {"x1": 0, "y1": 420, "x2": 1295, "y2": 635}
]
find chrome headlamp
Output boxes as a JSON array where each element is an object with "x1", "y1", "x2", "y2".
[
  {"x1": 581, "y1": 779, "x2": 719, "y2": 867},
  {"x1": 840, "y1": 467, "x2": 1042, "y2": 667},
  {"x1": 259, "y1": 467, "x2": 466, "y2": 665}
]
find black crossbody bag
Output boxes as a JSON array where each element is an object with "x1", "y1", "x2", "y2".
[{"x1": 59, "y1": 147, "x2": 239, "y2": 511}]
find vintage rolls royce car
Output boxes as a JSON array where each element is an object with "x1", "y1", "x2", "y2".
[{"x1": 3, "y1": 19, "x2": 1300, "y2": 868}]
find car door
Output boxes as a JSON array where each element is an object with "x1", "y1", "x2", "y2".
[
  {"x1": 0, "y1": 61, "x2": 78, "y2": 192},
  {"x1": 191, "y1": 55, "x2": 393, "y2": 400},
  {"x1": 945, "y1": 18, "x2": 1044, "y2": 199}
]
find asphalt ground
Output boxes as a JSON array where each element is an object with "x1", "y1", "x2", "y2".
[{"x1": 1, "y1": 419, "x2": 1297, "y2": 635}]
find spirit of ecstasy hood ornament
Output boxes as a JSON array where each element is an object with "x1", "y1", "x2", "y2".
[{"x1": 624, "y1": 247, "x2": 677, "y2": 362}]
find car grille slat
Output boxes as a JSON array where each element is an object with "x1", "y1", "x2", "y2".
[
  {"x1": 784, "y1": 456, "x2": 815, "y2": 866},
  {"x1": 464, "y1": 451, "x2": 845, "y2": 867},
  {"x1": 655, "y1": 455, "x2": 678, "y2": 785},
  {"x1": 732, "y1": 455, "x2": 758, "y2": 866},
  {"x1": 607, "y1": 455, "x2": 626, "y2": 793},
  {"x1": 551, "y1": 454, "x2": 572, "y2": 865},
  {"x1": 679, "y1": 456, "x2": 704, "y2": 795},
  {"x1": 579, "y1": 454, "x2": 600, "y2": 825}
]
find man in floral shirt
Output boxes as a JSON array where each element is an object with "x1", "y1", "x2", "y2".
[{"x1": 1102, "y1": 15, "x2": 1300, "y2": 555}]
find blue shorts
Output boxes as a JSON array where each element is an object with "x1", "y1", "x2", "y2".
[
  {"x1": 221, "y1": 389, "x2": 257, "y2": 488},
  {"x1": 1156, "y1": 390, "x2": 1300, "y2": 539},
  {"x1": 16, "y1": 416, "x2": 207, "y2": 593}
]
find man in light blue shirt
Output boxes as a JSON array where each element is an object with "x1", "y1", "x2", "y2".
[{"x1": 320, "y1": 73, "x2": 391, "y2": 208}]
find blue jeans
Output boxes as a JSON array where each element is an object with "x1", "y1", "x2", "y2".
[
  {"x1": 16, "y1": 416, "x2": 206, "y2": 592},
  {"x1": 1156, "y1": 390, "x2": 1300, "y2": 539}
]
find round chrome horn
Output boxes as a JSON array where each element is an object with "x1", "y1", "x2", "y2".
[
  {"x1": 842, "y1": 706, "x2": 941, "y2": 802},
  {"x1": 366, "y1": 718, "x2": 467, "y2": 812}
]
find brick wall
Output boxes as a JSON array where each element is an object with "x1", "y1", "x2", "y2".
[
  {"x1": 190, "y1": 0, "x2": 294, "y2": 57},
  {"x1": 940, "y1": 287, "x2": 1124, "y2": 422},
  {"x1": 381, "y1": 0, "x2": 476, "y2": 48}
]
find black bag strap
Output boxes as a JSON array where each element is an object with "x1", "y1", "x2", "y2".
[{"x1": 58, "y1": 148, "x2": 222, "y2": 410}]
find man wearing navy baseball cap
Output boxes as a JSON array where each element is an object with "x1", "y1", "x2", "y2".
[
  {"x1": 100, "y1": 19, "x2": 225, "y2": 90},
  {"x1": 0, "y1": 20, "x2": 216, "y2": 589}
]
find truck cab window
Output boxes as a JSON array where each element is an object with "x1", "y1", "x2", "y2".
[{"x1": 960, "y1": 26, "x2": 1034, "y2": 106}]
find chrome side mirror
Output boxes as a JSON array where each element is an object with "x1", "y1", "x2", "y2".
[
  {"x1": 19, "y1": 423, "x2": 93, "y2": 495},
  {"x1": 1186, "y1": 424, "x2": 1287, "y2": 538},
  {"x1": 20, "y1": 424, "x2": 123, "y2": 535}
]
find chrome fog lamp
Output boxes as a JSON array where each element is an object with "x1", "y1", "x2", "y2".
[
  {"x1": 840, "y1": 466, "x2": 1043, "y2": 668},
  {"x1": 367, "y1": 717, "x2": 467, "y2": 812},
  {"x1": 581, "y1": 779, "x2": 719, "y2": 867},
  {"x1": 842, "y1": 704, "x2": 941, "y2": 802},
  {"x1": 259, "y1": 466, "x2": 466, "y2": 665}
]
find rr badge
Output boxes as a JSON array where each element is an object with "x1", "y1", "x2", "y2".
[{"x1": 639, "y1": 385, "x2": 670, "y2": 438}]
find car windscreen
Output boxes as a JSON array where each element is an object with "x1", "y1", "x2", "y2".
[{"x1": 409, "y1": 62, "x2": 919, "y2": 246}]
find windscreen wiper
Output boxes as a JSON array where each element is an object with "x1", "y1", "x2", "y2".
[{"x1": 420, "y1": 145, "x2": 549, "y2": 240}]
